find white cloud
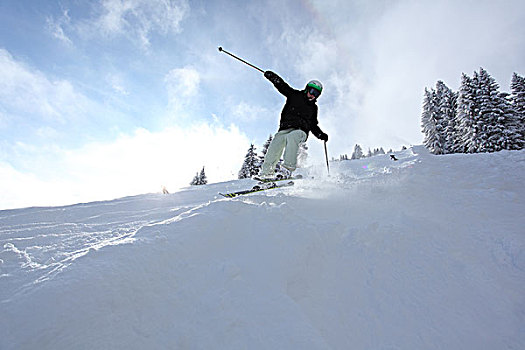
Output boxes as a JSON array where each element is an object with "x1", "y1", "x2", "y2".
[
  {"x1": 95, "y1": 0, "x2": 189, "y2": 49},
  {"x1": 0, "y1": 49, "x2": 89, "y2": 124},
  {"x1": 46, "y1": 10, "x2": 73, "y2": 45},
  {"x1": 106, "y1": 73, "x2": 129, "y2": 96},
  {"x1": 0, "y1": 108, "x2": 8, "y2": 129},
  {"x1": 0, "y1": 124, "x2": 249, "y2": 210},
  {"x1": 295, "y1": 33, "x2": 339, "y2": 80},
  {"x1": 36, "y1": 126, "x2": 60, "y2": 139},
  {"x1": 165, "y1": 67, "x2": 200, "y2": 98},
  {"x1": 164, "y1": 66, "x2": 201, "y2": 113},
  {"x1": 231, "y1": 101, "x2": 270, "y2": 122},
  {"x1": 0, "y1": 161, "x2": 60, "y2": 209}
]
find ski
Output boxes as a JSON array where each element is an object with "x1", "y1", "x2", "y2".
[
  {"x1": 219, "y1": 181, "x2": 295, "y2": 198},
  {"x1": 252, "y1": 174, "x2": 303, "y2": 183}
]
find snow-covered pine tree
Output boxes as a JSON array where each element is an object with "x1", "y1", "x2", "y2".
[
  {"x1": 510, "y1": 72, "x2": 525, "y2": 144},
  {"x1": 238, "y1": 144, "x2": 260, "y2": 179},
  {"x1": 456, "y1": 73, "x2": 478, "y2": 153},
  {"x1": 199, "y1": 167, "x2": 208, "y2": 185},
  {"x1": 421, "y1": 88, "x2": 434, "y2": 151},
  {"x1": 261, "y1": 135, "x2": 272, "y2": 156},
  {"x1": 473, "y1": 68, "x2": 520, "y2": 152},
  {"x1": 435, "y1": 81, "x2": 458, "y2": 154},
  {"x1": 475, "y1": 68, "x2": 500, "y2": 152},
  {"x1": 190, "y1": 172, "x2": 200, "y2": 185},
  {"x1": 258, "y1": 135, "x2": 273, "y2": 166},
  {"x1": 351, "y1": 144, "x2": 364, "y2": 159},
  {"x1": 421, "y1": 87, "x2": 447, "y2": 154},
  {"x1": 447, "y1": 90, "x2": 460, "y2": 153},
  {"x1": 498, "y1": 91, "x2": 524, "y2": 150}
]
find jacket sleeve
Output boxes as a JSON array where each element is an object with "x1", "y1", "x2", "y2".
[
  {"x1": 264, "y1": 71, "x2": 294, "y2": 97},
  {"x1": 310, "y1": 124, "x2": 324, "y2": 139},
  {"x1": 309, "y1": 108, "x2": 325, "y2": 139}
]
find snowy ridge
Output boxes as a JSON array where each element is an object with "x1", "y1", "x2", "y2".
[{"x1": 1, "y1": 146, "x2": 524, "y2": 349}]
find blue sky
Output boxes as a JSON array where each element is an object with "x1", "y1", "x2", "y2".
[{"x1": 1, "y1": 0, "x2": 524, "y2": 209}]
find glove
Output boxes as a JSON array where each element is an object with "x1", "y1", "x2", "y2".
[
  {"x1": 264, "y1": 71, "x2": 280, "y2": 84},
  {"x1": 264, "y1": 70, "x2": 276, "y2": 79},
  {"x1": 319, "y1": 132, "x2": 328, "y2": 142}
]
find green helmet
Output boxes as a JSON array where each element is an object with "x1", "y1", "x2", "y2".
[{"x1": 306, "y1": 80, "x2": 323, "y2": 98}]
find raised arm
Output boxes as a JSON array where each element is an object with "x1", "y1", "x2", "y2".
[{"x1": 264, "y1": 71, "x2": 294, "y2": 97}]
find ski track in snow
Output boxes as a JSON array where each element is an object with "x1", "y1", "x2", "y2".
[
  {"x1": 1, "y1": 146, "x2": 524, "y2": 349},
  {"x1": 0, "y1": 196, "x2": 206, "y2": 302}
]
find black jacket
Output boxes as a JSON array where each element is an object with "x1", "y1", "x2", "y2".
[{"x1": 265, "y1": 71, "x2": 325, "y2": 140}]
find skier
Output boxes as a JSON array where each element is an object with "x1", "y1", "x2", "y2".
[{"x1": 258, "y1": 71, "x2": 328, "y2": 179}]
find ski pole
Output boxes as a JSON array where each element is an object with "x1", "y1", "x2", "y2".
[
  {"x1": 324, "y1": 141, "x2": 330, "y2": 175},
  {"x1": 218, "y1": 46, "x2": 265, "y2": 73}
]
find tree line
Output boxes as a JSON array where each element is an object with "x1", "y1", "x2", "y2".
[
  {"x1": 343, "y1": 145, "x2": 401, "y2": 161},
  {"x1": 421, "y1": 68, "x2": 524, "y2": 154}
]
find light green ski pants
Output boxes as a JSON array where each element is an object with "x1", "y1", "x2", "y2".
[{"x1": 260, "y1": 128, "x2": 307, "y2": 177}]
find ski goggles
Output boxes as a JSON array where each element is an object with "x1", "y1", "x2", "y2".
[{"x1": 307, "y1": 87, "x2": 321, "y2": 98}]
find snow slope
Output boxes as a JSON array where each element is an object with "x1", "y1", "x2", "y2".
[{"x1": 1, "y1": 146, "x2": 524, "y2": 349}]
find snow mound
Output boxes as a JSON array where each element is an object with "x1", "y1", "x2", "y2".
[{"x1": 1, "y1": 146, "x2": 524, "y2": 349}]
